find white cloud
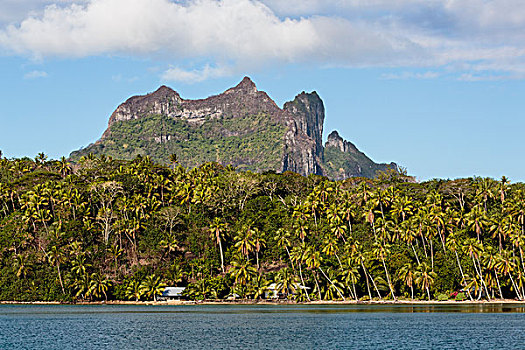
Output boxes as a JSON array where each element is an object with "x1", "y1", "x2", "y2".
[
  {"x1": 1, "y1": 0, "x2": 525, "y2": 81},
  {"x1": 381, "y1": 71, "x2": 440, "y2": 80},
  {"x1": 162, "y1": 65, "x2": 232, "y2": 83},
  {"x1": 23, "y1": 70, "x2": 48, "y2": 79}
]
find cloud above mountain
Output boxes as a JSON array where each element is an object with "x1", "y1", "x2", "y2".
[{"x1": 1, "y1": 0, "x2": 524, "y2": 81}]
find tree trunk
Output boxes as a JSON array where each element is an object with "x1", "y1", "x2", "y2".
[
  {"x1": 298, "y1": 263, "x2": 311, "y2": 302},
  {"x1": 218, "y1": 239, "x2": 225, "y2": 273},
  {"x1": 429, "y1": 238, "x2": 434, "y2": 271},
  {"x1": 361, "y1": 263, "x2": 372, "y2": 300},
  {"x1": 313, "y1": 272, "x2": 322, "y2": 300},
  {"x1": 410, "y1": 242, "x2": 421, "y2": 265},
  {"x1": 57, "y1": 264, "x2": 65, "y2": 295},
  {"x1": 495, "y1": 270, "x2": 503, "y2": 299},
  {"x1": 318, "y1": 266, "x2": 345, "y2": 301},
  {"x1": 454, "y1": 250, "x2": 473, "y2": 301}
]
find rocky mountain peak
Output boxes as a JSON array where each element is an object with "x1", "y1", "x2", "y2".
[
  {"x1": 153, "y1": 85, "x2": 178, "y2": 96},
  {"x1": 73, "y1": 78, "x2": 398, "y2": 180},
  {"x1": 226, "y1": 76, "x2": 258, "y2": 94},
  {"x1": 325, "y1": 130, "x2": 359, "y2": 154},
  {"x1": 284, "y1": 91, "x2": 325, "y2": 155}
]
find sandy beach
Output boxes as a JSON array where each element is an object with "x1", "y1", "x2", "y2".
[{"x1": 2, "y1": 299, "x2": 525, "y2": 306}]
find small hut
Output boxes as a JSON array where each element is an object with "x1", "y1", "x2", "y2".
[{"x1": 161, "y1": 287, "x2": 186, "y2": 300}]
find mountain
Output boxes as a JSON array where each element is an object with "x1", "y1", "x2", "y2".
[{"x1": 70, "y1": 77, "x2": 397, "y2": 178}]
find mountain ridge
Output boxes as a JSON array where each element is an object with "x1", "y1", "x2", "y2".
[{"x1": 71, "y1": 77, "x2": 397, "y2": 179}]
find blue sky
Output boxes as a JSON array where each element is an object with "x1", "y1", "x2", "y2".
[{"x1": 1, "y1": 0, "x2": 525, "y2": 181}]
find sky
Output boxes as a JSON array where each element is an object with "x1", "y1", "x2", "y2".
[{"x1": 1, "y1": 0, "x2": 525, "y2": 182}]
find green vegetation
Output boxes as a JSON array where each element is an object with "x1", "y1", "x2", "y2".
[
  {"x1": 323, "y1": 144, "x2": 394, "y2": 179},
  {"x1": 1, "y1": 152, "x2": 525, "y2": 302},
  {"x1": 71, "y1": 113, "x2": 286, "y2": 172}
]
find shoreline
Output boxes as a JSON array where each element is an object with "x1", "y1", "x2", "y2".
[{"x1": 2, "y1": 299, "x2": 525, "y2": 306}]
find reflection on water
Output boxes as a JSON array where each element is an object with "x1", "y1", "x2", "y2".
[{"x1": 1, "y1": 304, "x2": 525, "y2": 349}]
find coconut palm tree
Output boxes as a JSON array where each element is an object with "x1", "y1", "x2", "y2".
[
  {"x1": 398, "y1": 262, "x2": 415, "y2": 300},
  {"x1": 275, "y1": 267, "x2": 298, "y2": 299},
  {"x1": 372, "y1": 241, "x2": 396, "y2": 300},
  {"x1": 87, "y1": 273, "x2": 112, "y2": 301},
  {"x1": 47, "y1": 245, "x2": 66, "y2": 294},
  {"x1": 125, "y1": 278, "x2": 143, "y2": 301},
  {"x1": 234, "y1": 225, "x2": 255, "y2": 261},
  {"x1": 139, "y1": 275, "x2": 166, "y2": 302},
  {"x1": 209, "y1": 217, "x2": 227, "y2": 273},
  {"x1": 414, "y1": 262, "x2": 436, "y2": 301}
]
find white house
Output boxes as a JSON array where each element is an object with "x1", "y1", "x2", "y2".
[{"x1": 161, "y1": 287, "x2": 186, "y2": 300}]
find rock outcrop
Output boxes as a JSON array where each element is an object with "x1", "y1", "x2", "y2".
[
  {"x1": 323, "y1": 130, "x2": 397, "y2": 180},
  {"x1": 71, "y1": 77, "x2": 397, "y2": 179}
]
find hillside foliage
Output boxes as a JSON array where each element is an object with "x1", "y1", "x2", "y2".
[{"x1": 1, "y1": 152, "x2": 524, "y2": 302}]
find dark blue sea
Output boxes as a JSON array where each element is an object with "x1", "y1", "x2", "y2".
[{"x1": 1, "y1": 304, "x2": 525, "y2": 349}]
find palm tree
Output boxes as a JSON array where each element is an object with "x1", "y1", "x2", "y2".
[
  {"x1": 58, "y1": 156, "x2": 72, "y2": 178},
  {"x1": 47, "y1": 246, "x2": 66, "y2": 295},
  {"x1": 159, "y1": 235, "x2": 179, "y2": 257},
  {"x1": 87, "y1": 273, "x2": 112, "y2": 301},
  {"x1": 462, "y1": 238, "x2": 490, "y2": 299},
  {"x1": 274, "y1": 228, "x2": 295, "y2": 270},
  {"x1": 372, "y1": 241, "x2": 396, "y2": 300},
  {"x1": 139, "y1": 275, "x2": 166, "y2": 302},
  {"x1": 446, "y1": 232, "x2": 474, "y2": 301},
  {"x1": 34, "y1": 152, "x2": 48, "y2": 168},
  {"x1": 14, "y1": 254, "x2": 32, "y2": 279},
  {"x1": 234, "y1": 225, "x2": 255, "y2": 261},
  {"x1": 415, "y1": 262, "x2": 437, "y2": 301},
  {"x1": 275, "y1": 268, "x2": 298, "y2": 299},
  {"x1": 252, "y1": 228, "x2": 266, "y2": 271},
  {"x1": 209, "y1": 217, "x2": 227, "y2": 273},
  {"x1": 229, "y1": 258, "x2": 257, "y2": 288},
  {"x1": 250, "y1": 274, "x2": 270, "y2": 300},
  {"x1": 125, "y1": 278, "x2": 143, "y2": 301},
  {"x1": 398, "y1": 262, "x2": 415, "y2": 300}
]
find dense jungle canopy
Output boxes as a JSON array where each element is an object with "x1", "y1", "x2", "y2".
[{"x1": 1, "y1": 152, "x2": 524, "y2": 302}]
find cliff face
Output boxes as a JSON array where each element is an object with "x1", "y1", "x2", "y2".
[{"x1": 71, "y1": 77, "x2": 397, "y2": 179}]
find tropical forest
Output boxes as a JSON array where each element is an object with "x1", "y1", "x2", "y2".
[{"x1": 1, "y1": 152, "x2": 525, "y2": 303}]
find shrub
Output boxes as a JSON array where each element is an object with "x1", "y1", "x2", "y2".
[
  {"x1": 455, "y1": 292, "x2": 466, "y2": 301},
  {"x1": 437, "y1": 293, "x2": 449, "y2": 301}
]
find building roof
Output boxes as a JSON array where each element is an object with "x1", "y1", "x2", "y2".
[{"x1": 162, "y1": 287, "x2": 186, "y2": 297}]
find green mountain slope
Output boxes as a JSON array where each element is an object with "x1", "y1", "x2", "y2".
[{"x1": 71, "y1": 77, "x2": 398, "y2": 178}]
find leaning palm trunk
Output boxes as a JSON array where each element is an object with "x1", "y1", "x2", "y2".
[
  {"x1": 472, "y1": 256, "x2": 490, "y2": 299},
  {"x1": 286, "y1": 247, "x2": 295, "y2": 271},
  {"x1": 429, "y1": 239, "x2": 434, "y2": 271},
  {"x1": 313, "y1": 272, "x2": 322, "y2": 300},
  {"x1": 438, "y1": 227, "x2": 446, "y2": 253},
  {"x1": 366, "y1": 268, "x2": 382, "y2": 299},
  {"x1": 318, "y1": 266, "x2": 345, "y2": 301},
  {"x1": 298, "y1": 263, "x2": 311, "y2": 302},
  {"x1": 410, "y1": 242, "x2": 421, "y2": 265},
  {"x1": 218, "y1": 240, "x2": 225, "y2": 273},
  {"x1": 494, "y1": 270, "x2": 503, "y2": 299},
  {"x1": 508, "y1": 273, "x2": 522, "y2": 300},
  {"x1": 380, "y1": 257, "x2": 396, "y2": 300},
  {"x1": 361, "y1": 263, "x2": 373, "y2": 300},
  {"x1": 454, "y1": 250, "x2": 473, "y2": 300},
  {"x1": 56, "y1": 264, "x2": 65, "y2": 295}
]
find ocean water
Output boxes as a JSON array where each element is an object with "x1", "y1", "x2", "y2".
[{"x1": 1, "y1": 304, "x2": 525, "y2": 349}]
